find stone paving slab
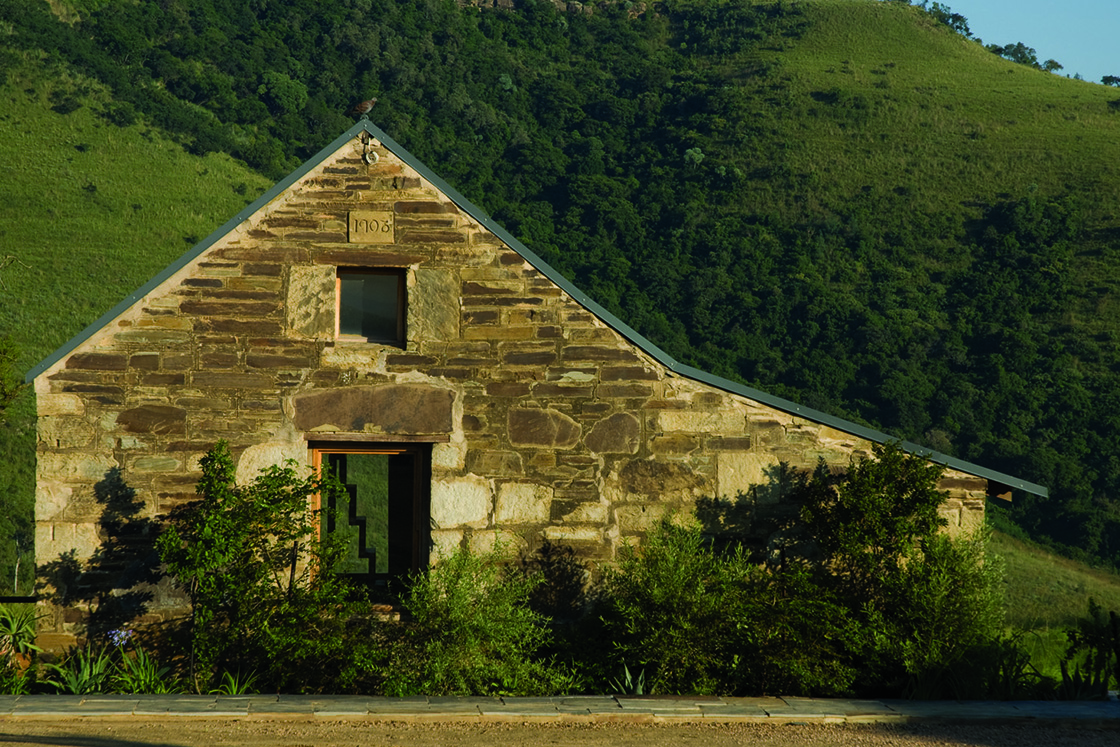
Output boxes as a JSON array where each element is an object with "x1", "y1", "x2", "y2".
[{"x1": 0, "y1": 694, "x2": 1117, "y2": 724}]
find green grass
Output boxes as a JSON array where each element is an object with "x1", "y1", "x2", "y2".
[
  {"x1": 741, "y1": 1, "x2": 1120, "y2": 240},
  {"x1": 0, "y1": 52, "x2": 270, "y2": 371},
  {"x1": 0, "y1": 51, "x2": 269, "y2": 594},
  {"x1": 991, "y1": 530, "x2": 1120, "y2": 677}
]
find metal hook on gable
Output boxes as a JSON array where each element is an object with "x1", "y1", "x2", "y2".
[{"x1": 358, "y1": 131, "x2": 379, "y2": 165}]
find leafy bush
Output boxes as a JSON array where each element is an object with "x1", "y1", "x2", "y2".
[
  {"x1": 517, "y1": 539, "x2": 593, "y2": 622},
  {"x1": 156, "y1": 440, "x2": 373, "y2": 693},
  {"x1": 0, "y1": 603, "x2": 39, "y2": 694},
  {"x1": 600, "y1": 518, "x2": 750, "y2": 694},
  {"x1": 600, "y1": 518, "x2": 856, "y2": 696},
  {"x1": 1060, "y1": 599, "x2": 1120, "y2": 699},
  {"x1": 44, "y1": 645, "x2": 115, "y2": 695},
  {"x1": 381, "y1": 544, "x2": 576, "y2": 696},
  {"x1": 880, "y1": 530, "x2": 1010, "y2": 697},
  {"x1": 789, "y1": 444, "x2": 1024, "y2": 697}
]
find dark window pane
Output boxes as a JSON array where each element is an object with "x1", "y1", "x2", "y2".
[{"x1": 339, "y1": 272, "x2": 400, "y2": 342}]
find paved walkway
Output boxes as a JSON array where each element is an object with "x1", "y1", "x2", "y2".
[{"x1": 0, "y1": 694, "x2": 1118, "y2": 725}]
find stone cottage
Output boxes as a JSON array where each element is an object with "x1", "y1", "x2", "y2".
[{"x1": 28, "y1": 120, "x2": 1046, "y2": 649}]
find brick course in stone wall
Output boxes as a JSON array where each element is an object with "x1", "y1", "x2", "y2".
[{"x1": 33, "y1": 134, "x2": 990, "y2": 647}]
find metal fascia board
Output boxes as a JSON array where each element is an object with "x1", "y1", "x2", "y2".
[
  {"x1": 363, "y1": 122, "x2": 1048, "y2": 497},
  {"x1": 25, "y1": 123, "x2": 373, "y2": 383},
  {"x1": 358, "y1": 122, "x2": 681, "y2": 370},
  {"x1": 27, "y1": 121, "x2": 1049, "y2": 498},
  {"x1": 671, "y1": 363, "x2": 1049, "y2": 496}
]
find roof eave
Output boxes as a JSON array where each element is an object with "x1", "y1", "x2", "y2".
[{"x1": 27, "y1": 119, "x2": 1049, "y2": 499}]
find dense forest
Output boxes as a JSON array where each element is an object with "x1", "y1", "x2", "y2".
[{"x1": 3, "y1": 0, "x2": 1120, "y2": 570}]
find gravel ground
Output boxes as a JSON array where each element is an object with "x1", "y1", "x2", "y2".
[{"x1": 0, "y1": 720, "x2": 1118, "y2": 747}]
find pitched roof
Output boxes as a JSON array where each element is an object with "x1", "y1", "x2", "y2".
[{"x1": 28, "y1": 119, "x2": 1048, "y2": 498}]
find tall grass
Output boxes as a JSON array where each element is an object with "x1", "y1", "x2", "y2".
[
  {"x1": 0, "y1": 53, "x2": 269, "y2": 369},
  {"x1": 992, "y1": 530, "x2": 1120, "y2": 678},
  {"x1": 0, "y1": 51, "x2": 269, "y2": 593}
]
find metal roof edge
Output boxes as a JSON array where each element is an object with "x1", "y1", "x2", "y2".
[
  {"x1": 26, "y1": 120, "x2": 1049, "y2": 498},
  {"x1": 26, "y1": 123, "x2": 373, "y2": 384},
  {"x1": 364, "y1": 122, "x2": 1048, "y2": 498},
  {"x1": 669, "y1": 364, "x2": 1048, "y2": 497},
  {"x1": 359, "y1": 122, "x2": 680, "y2": 373}
]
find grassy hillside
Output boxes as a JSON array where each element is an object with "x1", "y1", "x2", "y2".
[
  {"x1": 0, "y1": 55, "x2": 269, "y2": 366},
  {"x1": 992, "y1": 529, "x2": 1120, "y2": 677},
  {"x1": 3, "y1": 0, "x2": 1120, "y2": 574},
  {"x1": 0, "y1": 51, "x2": 269, "y2": 593}
]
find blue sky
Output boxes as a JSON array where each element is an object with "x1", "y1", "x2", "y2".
[{"x1": 945, "y1": 0, "x2": 1117, "y2": 83}]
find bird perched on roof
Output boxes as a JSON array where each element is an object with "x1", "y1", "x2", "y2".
[{"x1": 348, "y1": 97, "x2": 378, "y2": 118}]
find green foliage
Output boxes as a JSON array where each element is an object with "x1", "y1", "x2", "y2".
[
  {"x1": 382, "y1": 544, "x2": 575, "y2": 696},
  {"x1": 0, "y1": 337, "x2": 25, "y2": 421},
  {"x1": 5, "y1": 0, "x2": 1120, "y2": 576},
  {"x1": 601, "y1": 519, "x2": 751, "y2": 695},
  {"x1": 156, "y1": 440, "x2": 368, "y2": 693},
  {"x1": 799, "y1": 443, "x2": 948, "y2": 605},
  {"x1": 0, "y1": 603, "x2": 40, "y2": 660},
  {"x1": 794, "y1": 444, "x2": 1011, "y2": 695},
  {"x1": 876, "y1": 530, "x2": 1009, "y2": 697},
  {"x1": 517, "y1": 539, "x2": 591, "y2": 621},
  {"x1": 209, "y1": 669, "x2": 259, "y2": 695},
  {"x1": 1060, "y1": 599, "x2": 1120, "y2": 698},
  {"x1": 600, "y1": 518, "x2": 857, "y2": 696},
  {"x1": 925, "y1": 2, "x2": 971, "y2": 37},
  {"x1": 609, "y1": 662, "x2": 645, "y2": 695},
  {"x1": 111, "y1": 642, "x2": 179, "y2": 694},
  {"x1": 45, "y1": 645, "x2": 115, "y2": 694},
  {"x1": 0, "y1": 603, "x2": 39, "y2": 694}
]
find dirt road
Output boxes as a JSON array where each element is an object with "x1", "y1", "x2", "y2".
[{"x1": 0, "y1": 720, "x2": 1117, "y2": 747}]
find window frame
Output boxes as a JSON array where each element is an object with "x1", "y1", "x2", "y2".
[
  {"x1": 335, "y1": 267, "x2": 407, "y2": 346},
  {"x1": 311, "y1": 441, "x2": 431, "y2": 584}
]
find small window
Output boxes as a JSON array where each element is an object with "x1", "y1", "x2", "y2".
[
  {"x1": 336, "y1": 268, "x2": 405, "y2": 345},
  {"x1": 312, "y1": 444, "x2": 430, "y2": 584}
]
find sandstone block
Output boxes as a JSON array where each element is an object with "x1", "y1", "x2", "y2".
[
  {"x1": 190, "y1": 372, "x2": 274, "y2": 389},
  {"x1": 650, "y1": 434, "x2": 699, "y2": 455},
  {"x1": 616, "y1": 504, "x2": 671, "y2": 533},
  {"x1": 429, "y1": 529, "x2": 465, "y2": 561},
  {"x1": 36, "y1": 521, "x2": 102, "y2": 563},
  {"x1": 495, "y1": 482, "x2": 553, "y2": 524},
  {"x1": 292, "y1": 384, "x2": 454, "y2": 434},
  {"x1": 130, "y1": 456, "x2": 182, "y2": 473},
  {"x1": 431, "y1": 475, "x2": 491, "y2": 529},
  {"x1": 235, "y1": 440, "x2": 308, "y2": 484},
  {"x1": 38, "y1": 417, "x2": 94, "y2": 449},
  {"x1": 718, "y1": 452, "x2": 783, "y2": 503},
  {"x1": 116, "y1": 405, "x2": 187, "y2": 435},
  {"x1": 35, "y1": 482, "x2": 73, "y2": 522},
  {"x1": 542, "y1": 525, "x2": 602, "y2": 544},
  {"x1": 67, "y1": 353, "x2": 127, "y2": 371},
  {"x1": 585, "y1": 412, "x2": 640, "y2": 454},
  {"x1": 658, "y1": 409, "x2": 745, "y2": 434},
  {"x1": 466, "y1": 450, "x2": 524, "y2": 476},
  {"x1": 616, "y1": 460, "x2": 710, "y2": 500},
  {"x1": 286, "y1": 264, "x2": 336, "y2": 340},
  {"x1": 469, "y1": 530, "x2": 523, "y2": 557},
  {"x1": 38, "y1": 453, "x2": 118, "y2": 483},
  {"x1": 508, "y1": 408, "x2": 581, "y2": 449},
  {"x1": 413, "y1": 268, "x2": 460, "y2": 342},
  {"x1": 559, "y1": 501, "x2": 607, "y2": 524},
  {"x1": 432, "y1": 441, "x2": 467, "y2": 471},
  {"x1": 38, "y1": 393, "x2": 84, "y2": 416}
]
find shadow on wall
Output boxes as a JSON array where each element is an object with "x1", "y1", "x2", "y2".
[
  {"x1": 37, "y1": 468, "x2": 168, "y2": 644},
  {"x1": 695, "y1": 461, "x2": 828, "y2": 565}
]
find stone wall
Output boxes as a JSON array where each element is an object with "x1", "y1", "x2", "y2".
[{"x1": 34, "y1": 133, "x2": 988, "y2": 648}]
